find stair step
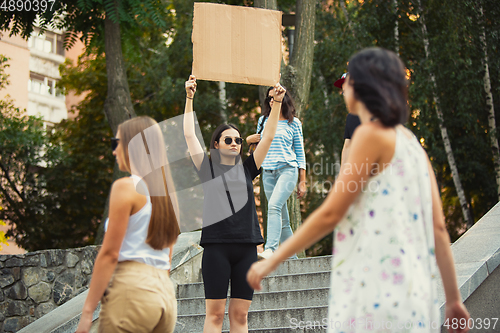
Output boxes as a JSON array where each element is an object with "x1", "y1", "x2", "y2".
[
  {"x1": 177, "y1": 270, "x2": 331, "y2": 299},
  {"x1": 175, "y1": 305, "x2": 328, "y2": 332},
  {"x1": 269, "y1": 255, "x2": 332, "y2": 276},
  {"x1": 226, "y1": 327, "x2": 326, "y2": 333},
  {"x1": 177, "y1": 287, "x2": 330, "y2": 315}
]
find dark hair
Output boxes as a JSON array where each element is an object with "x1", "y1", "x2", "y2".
[
  {"x1": 209, "y1": 123, "x2": 243, "y2": 161},
  {"x1": 118, "y1": 116, "x2": 180, "y2": 249},
  {"x1": 347, "y1": 47, "x2": 408, "y2": 127},
  {"x1": 262, "y1": 86, "x2": 296, "y2": 124}
]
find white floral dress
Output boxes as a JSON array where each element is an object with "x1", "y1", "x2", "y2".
[{"x1": 328, "y1": 126, "x2": 440, "y2": 333}]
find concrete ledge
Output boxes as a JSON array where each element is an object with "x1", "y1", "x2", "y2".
[
  {"x1": 17, "y1": 231, "x2": 202, "y2": 333},
  {"x1": 437, "y1": 201, "x2": 500, "y2": 323},
  {"x1": 17, "y1": 289, "x2": 100, "y2": 333}
]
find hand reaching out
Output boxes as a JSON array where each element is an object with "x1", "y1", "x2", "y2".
[
  {"x1": 246, "y1": 134, "x2": 261, "y2": 145},
  {"x1": 444, "y1": 301, "x2": 471, "y2": 333},
  {"x1": 247, "y1": 258, "x2": 276, "y2": 291}
]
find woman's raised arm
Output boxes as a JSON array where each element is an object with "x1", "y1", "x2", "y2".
[
  {"x1": 253, "y1": 83, "x2": 285, "y2": 169},
  {"x1": 183, "y1": 75, "x2": 205, "y2": 170}
]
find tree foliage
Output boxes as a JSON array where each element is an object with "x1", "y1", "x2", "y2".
[
  {"x1": 0, "y1": 54, "x2": 114, "y2": 251},
  {"x1": 304, "y1": 0, "x2": 500, "y2": 256},
  {"x1": 2, "y1": 0, "x2": 500, "y2": 253}
]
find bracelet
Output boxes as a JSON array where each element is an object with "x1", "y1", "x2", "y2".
[
  {"x1": 274, "y1": 100, "x2": 282, "y2": 103},
  {"x1": 186, "y1": 96, "x2": 193, "y2": 100}
]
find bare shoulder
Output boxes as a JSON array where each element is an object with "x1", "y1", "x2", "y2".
[
  {"x1": 351, "y1": 123, "x2": 396, "y2": 160},
  {"x1": 112, "y1": 177, "x2": 134, "y2": 189},
  {"x1": 351, "y1": 122, "x2": 389, "y2": 145},
  {"x1": 111, "y1": 177, "x2": 136, "y2": 198}
]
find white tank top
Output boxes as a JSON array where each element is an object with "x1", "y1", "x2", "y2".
[{"x1": 104, "y1": 176, "x2": 171, "y2": 270}]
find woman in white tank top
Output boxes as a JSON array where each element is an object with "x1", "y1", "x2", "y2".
[{"x1": 76, "y1": 116, "x2": 180, "y2": 333}]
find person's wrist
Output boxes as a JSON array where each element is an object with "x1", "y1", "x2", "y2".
[
  {"x1": 445, "y1": 295, "x2": 462, "y2": 305},
  {"x1": 82, "y1": 307, "x2": 93, "y2": 316},
  {"x1": 186, "y1": 95, "x2": 193, "y2": 100}
]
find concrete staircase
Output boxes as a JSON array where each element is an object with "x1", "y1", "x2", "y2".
[
  {"x1": 174, "y1": 256, "x2": 332, "y2": 333},
  {"x1": 16, "y1": 199, "x2": 500, "y2": 333}
]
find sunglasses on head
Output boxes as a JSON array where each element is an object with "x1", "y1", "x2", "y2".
[
  {"x1": 223, "y1": 137, "x2": 243, "y2": 145},
  {"x1": 111, "y1": 138, "x2": 120, "y2": 151}
]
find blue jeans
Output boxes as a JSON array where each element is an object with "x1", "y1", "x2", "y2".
[{"x1": 262, "y1": 165, "x2": 298, "y2": 257}]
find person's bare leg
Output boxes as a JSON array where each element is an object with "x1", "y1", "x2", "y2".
[
  {"x1": 228, "y1": 298, "x2": 252, "y2": 333},
  {"x1": 204, "y1": 299, "x2": 226, "y2": 333}
]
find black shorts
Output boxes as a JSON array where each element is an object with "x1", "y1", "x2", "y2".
[{"x1": 201, "y1": 243, "x2": 257, "y2": 300}]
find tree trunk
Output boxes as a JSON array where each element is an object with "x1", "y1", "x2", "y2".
[
  {"x1": 218, "y1": 81, "x2": 228, "y2": 122},
  {"x1": 393, "y1": 0, "x2": 399, "y2": 54},
  {"x1": 103, "y1": 11, "x2": 136, "y2": 135},
  {"x1": 254, "y1": 0, "x2": 277, "y2": 9},
  {"x1": 96, "y1": 1, "x2": 137, "y2": 244},
  {"x1": 417, "y1": 0, "x2": 474, "y2": 228},
  {"x1": 478, "y1": 4, "x2": 500, "y2": 200},
  {"x1": 254, "y1": 0, "x2": 315, "y2": 257},
  {"x1": 282, "y1": 0, "x2": 315, "y2": 258},
  {"x1": 282, "y1": 0, "x2": 315, "y2": 118}
]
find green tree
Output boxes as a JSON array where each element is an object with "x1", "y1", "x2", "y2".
[{"x1": 0, "y1": 56, "x2": 73, "y2": 250}]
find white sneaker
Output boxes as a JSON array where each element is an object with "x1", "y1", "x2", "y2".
[{"x1": 258, "y1": 249, "x2": 274, "y2": 260}]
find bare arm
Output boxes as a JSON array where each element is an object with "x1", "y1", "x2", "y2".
[
  {"x1": 341, "y1": 139, "x2": 351, "y2": 166},
  {"x1": 428, "y1": 159, "x2": 470, "y2": 332},
  {"x1": 297, "y1": 168, "x2": 307, "y2": 199},
  {"x1": 168, "y1": 244, "x2": 174, "y2": 273},
  {"x1": 246, "y1": 133, "x2": 261, "y2": 144},
  {"x1": 253, "y1": 83, "x2": 286, "y2": 169},
  {"x1": 248, "y1": 124, "x2": 385, "y2": 289},
  {"x1": 76, "y1": 178, "x2": 135, "y2": 333},
  {"x1": 183, "y1": 75, "x2": 204, "y2": 170}
]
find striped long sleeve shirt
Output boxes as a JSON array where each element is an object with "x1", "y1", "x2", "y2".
[{"x1": 257, "y1": 116, "x2": 306, "y2": 171}]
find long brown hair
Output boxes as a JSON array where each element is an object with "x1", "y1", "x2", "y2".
[{"x1": 118, "y1": 116, "x2": 180, "y2": 249}]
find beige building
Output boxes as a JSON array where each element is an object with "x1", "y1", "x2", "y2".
[{"x1": 0, "y1": 28, "x2": 85, "y2": 254}]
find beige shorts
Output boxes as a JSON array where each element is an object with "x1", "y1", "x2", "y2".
[{"x1": 98, "y1": 261, "x2": 177, "y2": 333}]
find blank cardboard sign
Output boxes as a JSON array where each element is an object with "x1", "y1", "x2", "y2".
[{"x1": 192, "y1": 2, "x2": 282, "y2": 86}]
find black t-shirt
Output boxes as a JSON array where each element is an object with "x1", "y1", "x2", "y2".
[
  {"x1": 343, "y1": 114, "x2": 361, "y2": 140},
  {"x1": 195, "y1": 153, "x2": 264, "y2": 246}
]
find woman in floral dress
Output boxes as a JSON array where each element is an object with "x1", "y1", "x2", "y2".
[{"x1": 247, "y1": 47, "x2": 470, "y2": 333}]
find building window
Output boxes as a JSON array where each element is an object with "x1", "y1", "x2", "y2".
[
  {"x1": 29, "y1": 73, "x2": 64, "y2": 98},
  {"x1": 56, "y1": 35, "x2": 65, "y2": 56}
]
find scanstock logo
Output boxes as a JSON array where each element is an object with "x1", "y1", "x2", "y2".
[{"x1": 127, "y1": 113, "x2": 248, "y2": 232}]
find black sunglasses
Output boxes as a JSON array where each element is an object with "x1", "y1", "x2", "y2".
[
  {"x1": 111, "y1": 138, "x2": 120, "y2": 151},
  {"x1": 223, "y1": 137, "x2": 243, "y2": 145}
]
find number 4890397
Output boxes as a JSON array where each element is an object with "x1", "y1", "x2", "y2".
[
  {"x1": 0, "y1": 0, "x2": 56, "y2": 12},
  {"x1": 443, "y1": 317, "x2": 498, "y2": 331}
]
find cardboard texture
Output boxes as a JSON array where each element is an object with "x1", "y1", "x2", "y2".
[{"x1": 192, "y1": 2, "x2": 282, "y2": 86}]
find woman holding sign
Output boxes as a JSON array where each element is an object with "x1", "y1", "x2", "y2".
[
  {"x1": 184, "y1": 75, "x2": 284, "y2": 332},
  {"x1": 247, "y1": 87, "x2": 306, "y2": 260}
]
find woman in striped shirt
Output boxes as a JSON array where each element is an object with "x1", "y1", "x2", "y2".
[{"x1": 247, "y1": 88, "x2": 307, "y2": 259}]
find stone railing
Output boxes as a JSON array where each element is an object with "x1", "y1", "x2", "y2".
[{"x1": 0, "y1": 246, "x2": 99, "y2": 333}]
